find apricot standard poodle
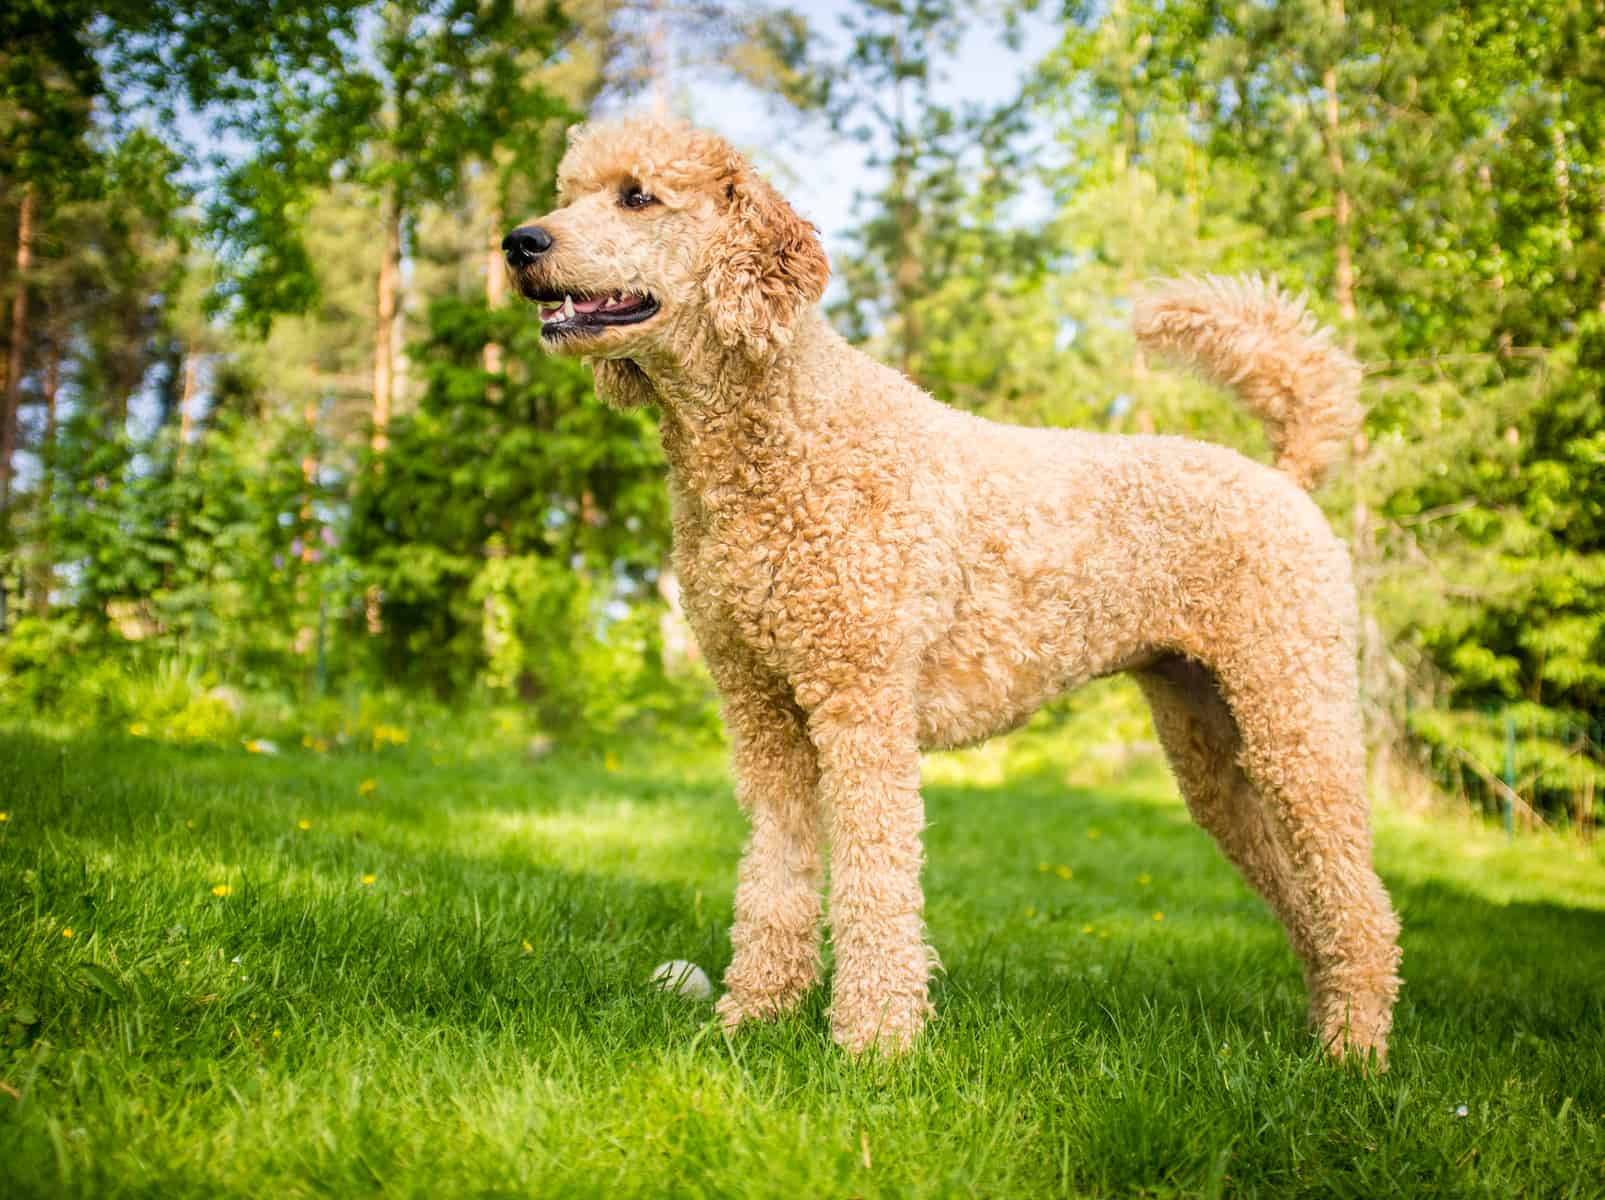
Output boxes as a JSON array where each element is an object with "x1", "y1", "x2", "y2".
[{"x1": 502, "y1": 116, "x2": 1402, "y2": 1066}]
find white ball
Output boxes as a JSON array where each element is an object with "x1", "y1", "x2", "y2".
[{"x1": 651, "y1": 959, "x2": 713, "y2": 1001}]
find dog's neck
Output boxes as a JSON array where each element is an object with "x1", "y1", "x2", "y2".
[{"x1": 636, "y1": 313, "x2": 834, "y2": 510}]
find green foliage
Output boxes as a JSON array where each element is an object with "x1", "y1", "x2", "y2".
[
  {"x1": 1407, "y1": 704, "x2": 1605, "y2": 831},
  {"x1": 5, "y1": 0, "x2": 1602, "y2": 824},
  {"x1": 826, "y1": 0, "x2": 1604, "y2": 821},
  {"x1": 208, "y1": 0, "x2": 573, "y2": 330},
  {"x1": 2, "y1": 0, "x2": 698, "y2": 740},
  {"x1": 346, "y1": 290, "x2": 674, "y2": 714}
]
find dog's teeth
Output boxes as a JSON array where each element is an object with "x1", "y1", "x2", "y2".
[{"x1": 563, "y1": 295, "x2": 575, "y2": 320}]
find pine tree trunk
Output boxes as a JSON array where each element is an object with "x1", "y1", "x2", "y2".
[
  {"x1": 297, "y1": 385, "x2": 320, "y2": 662},
  {"x1": 1106, "y1": 0, "x2": 1152, "y2": 436},
  {"x1": 649, "y1": 0, "x2": 671, "y2": 117},
  {"x1": 1322, "y1": 0, "x2": 1355, "y2": 322},
  {"x1": 890, "y1": 34, "x2": 922, "y2": 380},
  {"x1": 483, "y1": 204, "x2": 505, "y2": 384},
  {"x1": 2, "y1": 182, "x2": 35, "y2": 512},
  {"x1": 29, "y1": 328, "x2": 59, "y2": 616},
  {"x1": 177, "y1": 341, "x2": 200, "y2": 466},
  {"x1": 372, "y1": 188, "x2": 400, "y2": 455},
  {"x1": 894, "y1": 168, "x2": 921, "y2": 377}
]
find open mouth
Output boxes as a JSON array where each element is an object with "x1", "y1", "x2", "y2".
[{"x1": 528, "y1": 290, "x2": 659, "y2": 338}]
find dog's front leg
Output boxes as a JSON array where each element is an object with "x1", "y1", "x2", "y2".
[
  {"x1": 715, "y1": 691, "x2": 824, "y2": 1029},
  {"x1": 811, "y1": 688, "x2": 932, "y2": 1055}
]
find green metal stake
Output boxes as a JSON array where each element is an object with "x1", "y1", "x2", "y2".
[{"x1": 1503, "y1": 711, "x2": 1516, "y2": 839}]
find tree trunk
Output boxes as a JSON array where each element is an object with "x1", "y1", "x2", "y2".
[
  {"x1": 372, "y1": 188, "x2": 400, "y2": 455},
  {"x1": 177, "y1": 340, "x2": 200, "y2": 466},
  {"x1": 649, "y1": 0, "x2": 671, "y2": 117},
  {"x1": 1118, "y1": 88, "x2": 1152, "y2": 433},
  {"x1": 297, "y1": 382, "x2": 320, "y2": 663},
  {"x1": 2, "y1": 182, "x2": 35, "y2": 512},
  {"x1": 483, "y1": 203, "x2": 505, "y2": 384},
  {"x1": 28, "y1": 328, "x2": 60, "y2": 616},
  {"x1": 890, "y1": 34, "x2": 922, "y2": 381},
  {"x1": 1322, "y1": 0, "x2": 1355, "y2": 322}
]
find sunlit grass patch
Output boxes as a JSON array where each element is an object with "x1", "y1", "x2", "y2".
[{"x1": 1, "y1": 719, "x2": 1602, "y2": 1198}]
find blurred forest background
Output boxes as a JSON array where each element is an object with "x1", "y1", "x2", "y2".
[{"x1": 1, "y1": 0, "x2": 1601, "y2": 830}]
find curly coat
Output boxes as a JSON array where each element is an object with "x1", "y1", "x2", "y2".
[{"x1": 506, "y1": 116, "x2": 1402, "y2": 1065}]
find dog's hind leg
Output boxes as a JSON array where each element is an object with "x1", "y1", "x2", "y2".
[
  {"x1": 714, "y1": 684, "x2": 825, "y2": 1029},
  {"x1": 1213, "y1": 644, "x2": 1401, "y2": 1068},
  {"x1": 1137, "y1": 654, "x2": 1401, "y2": 1068},
  {"x1": 1137, "y1": 659, "x2": 1319, "y2": 967}
]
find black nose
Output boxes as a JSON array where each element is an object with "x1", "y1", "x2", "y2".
[{"x1": 502, "y1": 225, "x2": 552, "y2": 266}]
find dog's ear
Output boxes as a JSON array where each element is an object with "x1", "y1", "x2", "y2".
[
  {"x1": 702, "y1": 166, "x2": 829, "y2": 359},
  {"x1": 588, "y1": 357, "x2": 658, "y2": 409}
]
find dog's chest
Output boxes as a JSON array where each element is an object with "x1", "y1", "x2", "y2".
[{"x1": 672, "y1": 505, "x2": 798, "y2": 670}]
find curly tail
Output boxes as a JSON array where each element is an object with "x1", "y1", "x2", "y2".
[{"x1": 1132, "y1": 274, "x2": 1363, "y2": 490}]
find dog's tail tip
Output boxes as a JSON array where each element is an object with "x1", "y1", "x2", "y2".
[{"x1": 1133, "y1": 273, "x2": 1363, "y2": 490}]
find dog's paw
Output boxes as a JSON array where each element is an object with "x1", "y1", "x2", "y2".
[
  {"x1": 1322, "y1": 1028, "x2": 1389, "y2": 1075},
  {"x1": 714, "y1": 991, "x2": 757, "y2": 1031},
  {"x1": 1311, "y1": 990, "x2": 1392, "y2": 1073},
  {"x1": 829, "y1": 988, "x2": 932, "y2": 1057},
  {"x1": 714, "y1": 982, "x2": 807, "y2": 1030},
  {"x1": 716, "y1": 949, "x2": 819, "y2": 1031}
]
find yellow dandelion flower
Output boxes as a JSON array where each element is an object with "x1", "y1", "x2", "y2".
[
  {"x1": 361, "y1": 873, "x2": 377, "y2": 886},
  {"x1": 1153, "y1": 911, "x2": 1165, "y2": 922},
  {"x1": 1024, "y1": 906, "x2": 1037, "y2": 919},
  {"x1": 604, "y1": 752, "x2": 620, "y2": 773},
  {"x1": 1137, "y1": 873, "x2": 1152, "y2": 886},
  {"x1": 522, "y1": 940, "x2": 534, "y2": 954},
  {"x1": 1055, "y1": 864, "x2": 1073, "y2": 880},
  {"x1": 1036, "y1": 861, "x2": 1050, "y2": 873},
  {"x1": 0, "y1": 811, "x2": 9, "y2": 822},
  {"x1": 1086, "y1": 829, "x2": 1101, "y2": 839},
  {"x1": 1081, "y1": 924, "x2": 1094, "y2": 935},
  {"x1": 359, "y1": 779, "x2": 378, "y2": 797},
  {"x1": 129, "y1": 722, "x2": 148, "y2": 736},
  {"x1": 212, "y1": 884, "x2": 233, "y2": 897},
  {"x1": 297, "y1": 819, "x2": 313, "y2": 831},
  {"x1": 61, "y1": 927, "x2": 74, "y2": 939},
  {"x1": 185, "y1": 819, "x2": 195, "y2": 829},
  {"x1": 272, "y1": 1029, "x2": 281, "y2": 1039},
  {"x1": 245, "y1": 740, "x2": 263, "y2": 754},
  {"x1": 301, "y1": 735, "x2": 313, "y2": 748}
]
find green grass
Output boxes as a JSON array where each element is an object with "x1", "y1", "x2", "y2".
[{"x1": 2, "y1": 720, "x2": 1603, "y2": 1198}]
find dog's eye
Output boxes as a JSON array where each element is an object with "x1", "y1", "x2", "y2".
[{"x1": 620, "y1": 185, "x2": 657, "y2": 210}]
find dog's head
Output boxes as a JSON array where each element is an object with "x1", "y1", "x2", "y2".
[{"x1": 503, "y1": 117, "x2": 829, "y2": 406}]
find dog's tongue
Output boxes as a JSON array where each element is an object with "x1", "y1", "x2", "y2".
[{"x1": 571, "y1": 297, "x2": 606, "y2": 314}]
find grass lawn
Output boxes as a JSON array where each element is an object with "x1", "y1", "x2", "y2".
[{"x1": 2, "y1": 717, "x2": 1603, "y2": 1198}]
